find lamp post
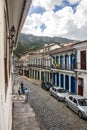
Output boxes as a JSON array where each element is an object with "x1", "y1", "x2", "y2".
[{"x1": 9, "y1": 25, "x2": 16, "y2": 39}]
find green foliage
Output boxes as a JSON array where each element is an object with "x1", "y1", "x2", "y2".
[
  {"x1": 14, "y1": 42, "x2": 29, "y2": 58},
  {"x1": 14, "y1": 33, "x2": 76, "y2": 58}
]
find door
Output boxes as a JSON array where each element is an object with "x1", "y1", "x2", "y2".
[
  {"x1": 72, "y1": 98, "x2": 78, "y2": 113},
  {"x1": 78, "y1": 78, "x2": 83, "y2": 96},
  {"x1": 71, "y1": 76, "x2": 76, "y2": 94},
  {"x1": 65, "y1": 75, "x2": 69, "y2": 90},
  {"x1": 80, "y1": 50, "x2": 86, "y2": 69},
  {"x1": 61, "y1": 74, "x2": 64, "y2": 88}
]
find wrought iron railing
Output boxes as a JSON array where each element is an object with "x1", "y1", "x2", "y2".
[{"x1": 51, "y1": 63, "x2": 76, "y2": 71}]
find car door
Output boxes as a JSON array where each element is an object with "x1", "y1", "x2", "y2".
[
  {"x1": 52, "y1": 88, "x2": 57, "y2": 97},
  {"x1": 51, "y1": 88, "x2": 55, "y2": 96},
  {"x1": 72, "y1": 98, "x2": 79, "y2": 113},
  {"x1": 67, "y1": 96, "x2": 74, "y2": 109}
]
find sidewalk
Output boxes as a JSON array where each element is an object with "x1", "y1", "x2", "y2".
[
  {"x1": 20, "y1": 76, "x2": 42, "y2": 86},
  {"x1": 12, "y1": 82, "x2": 41, "y2": 130}
]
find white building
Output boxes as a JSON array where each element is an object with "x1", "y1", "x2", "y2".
[
  {"x1": 0, "y1": 0, "x2": 32, "y2": 130},
  {"x1": 73, "y1": 41, "x2": 87, "y2": 98},
  {"x1": 36, "y1": 43, "x2": 61, "y2": 53}
]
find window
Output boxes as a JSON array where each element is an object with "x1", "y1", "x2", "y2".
[
  {"x1": 73, "y1": 98, "x2": 77, "y2": 104},
  {"x1": 69, "y1": 96, "x2": 73, "y2": 101},
  {"x1": 80, "y1": 50, "x2": 86, "y2": 70}
]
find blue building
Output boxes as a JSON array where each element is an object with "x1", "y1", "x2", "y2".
[{"x1": 50, "y1": 44, "x2": 77, "y2": 94}]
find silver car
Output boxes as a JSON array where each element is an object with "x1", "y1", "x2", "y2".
[
  {"x1": 49, "y1": 87, "x2": 68, "y2": 101},
  {"x1": 66, "y1": 95, "x2": 87, "y2": 118}
]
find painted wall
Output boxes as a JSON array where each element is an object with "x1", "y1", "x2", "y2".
[
  {"x1": 78, "y1": 73, "x2": 87, "y2": 98},
  {"x1": 0, "y1": 1, "x2": 6, "y2": 129},
  {"x1": 0, "y1": 1, "x2": 12, "y2": 130}
]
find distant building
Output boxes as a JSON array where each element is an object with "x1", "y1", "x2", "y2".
[{"x1": 36, "y1": 43, "x2": 61, "y2": 53}]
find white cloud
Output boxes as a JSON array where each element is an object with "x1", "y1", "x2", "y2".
[
  {"x1": 67, "y1": 0, "x2": 80, "y2": 4},
  {"x1": 74, "y1": 0, "x2": 87, "y2": 28},
  {"x1": 21, "y1": 14, "x2": 43, "y2": 35},
  {"x1": 22, "y1": 0, "x2": 87, "y2": 40},
  {"x1": 32, "y1": 0, "x2": 62, "y2": 10}
]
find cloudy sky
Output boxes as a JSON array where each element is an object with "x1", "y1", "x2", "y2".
[{"x1": 21, "y1": 0, "x2": 87, "y2": 40}]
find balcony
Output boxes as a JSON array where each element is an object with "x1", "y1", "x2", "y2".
[
  {"x1": 51, "y1": 63, "x2": 76, "y2": 71},
  {"x1": 27, "y1": 64, "x2": 51, "y2": 70},
  {"x1": 28, "y1": 64, "x2": 42, "y2": 68},
  {"x1": 42, "y1": 66, "x2": 51, "y2": 70}
]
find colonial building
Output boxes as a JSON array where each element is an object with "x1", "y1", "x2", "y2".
[
  {"x1": 17, "y1": 43, "x2": 77, "y2": 94},
  {"x1": 73, "y1": 40, "x2": 87, "y2": 98},
  {"x1": 0, "y1": 0, "x2": 32, "y2": 130},
  {"x1": 49, "y1": 44, "x2": 77, "y2": 94},
  {"x1": 16, "y1": 43, "x2": 60, "y2": 81}
]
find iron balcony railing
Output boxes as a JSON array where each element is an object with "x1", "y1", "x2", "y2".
[
  {"x1": 51, "y1": 63, "x2": 76, "y2": 71},
  {"x1": 17, "y1": 62, "x2": 87, "y2": 71},
  {"x1": 27, "y1": 64, "x2": 51, "y2": 69},
  {"x1": 28, "y1": 64, "x2": 43, "y2": 68},
  {"x1": 27, "y1": 64, "x2": 75, "y2": 71}
]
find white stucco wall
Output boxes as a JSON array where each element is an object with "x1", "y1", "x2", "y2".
[
  {"x1": 0, "y1": 1, "x2": 12, "y2": 130},
  {"x1": 0, "y1": 0, "x2": 6, "y2": 130},
  {"x1": 73, "y1": 41, "x2": 87, "y2": 97},
  {"x1": 78, "y1": 73, "x2": 87, "y2": 98},
  {"x1": 77, "y1": 50, "x2": 80, "y2": 69},
  {"x1": 4, "y1": 76, "x2": 12, "y2": 130},
  {"x1": 83, "y1": 74, "x2": 87, "y2": 98}
]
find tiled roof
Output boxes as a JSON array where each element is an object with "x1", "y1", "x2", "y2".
[
  {"x1": 48, "y1": 45, "x2": 74, "y2": 55},
  {"x1": 72, "y1": 40, "x2": 87, "y2": 46}
]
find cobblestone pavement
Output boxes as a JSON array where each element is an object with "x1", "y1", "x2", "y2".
[
  {"x1": 19, "y1": 77, "x2": 87, "y2": 130},
  {"x1": 12, "y1": 79, "x2": 41, "y2": 130}
]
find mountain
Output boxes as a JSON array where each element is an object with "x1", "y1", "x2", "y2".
[
  {"x1": 19, "y1": 33, "x2": 74, "y2": 45},
  {"x1": 14, "y1": 33, "x2": 76, "y2": 58}
]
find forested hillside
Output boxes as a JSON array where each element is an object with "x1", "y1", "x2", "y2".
[{"x1": 14, "y1": 33, "x2": 75, "y2": 58}]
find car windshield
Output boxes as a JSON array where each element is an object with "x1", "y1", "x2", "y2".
[
  {"x1": 78, "y1": 99, "x2": 87, "y2": 106},
  {"x1": 57, "y1": 89, "x2": 67, "y2": 93}
]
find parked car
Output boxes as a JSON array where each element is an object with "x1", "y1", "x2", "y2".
[
  {"x1": 66, "y1": 95, "x2": 87, "y2": 118},
  {"x1": 41, "y1": 81, "x2": 53, "y2": 90},
  {"x1": 49, "y1": 87, "x2": 68, "y2": 101}
]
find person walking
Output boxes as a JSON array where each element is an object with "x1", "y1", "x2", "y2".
[{"x1": 20, "y1": 82, "x2": 25, "y2": 95}]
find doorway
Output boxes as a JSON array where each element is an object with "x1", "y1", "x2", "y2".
[{"x1": 78, "y1": 78, "x2": 83, "y2": 96}]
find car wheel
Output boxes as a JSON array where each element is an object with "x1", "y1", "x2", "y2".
[{"x1": 78, "y1": 111, "x2": 83, "y2": 118}]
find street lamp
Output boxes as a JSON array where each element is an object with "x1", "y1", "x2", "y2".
[
  {"x1": 9, "y1": 25, "x2": 16, "y2": 39},
  {"x1": 8, "y1": 25, "x2": 16, "y2": 40}
]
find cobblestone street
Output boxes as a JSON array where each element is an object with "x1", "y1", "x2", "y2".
[{"x1": 18, "y1": 77, "x2": 87, "y2": 130}]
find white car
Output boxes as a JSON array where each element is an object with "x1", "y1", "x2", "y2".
[
  {"x1": 66, "y1": 95, "x2": 87, "y2": 118},
  {"x1": 49, "y1": 87, "x2": 68, "y2": 101}
]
